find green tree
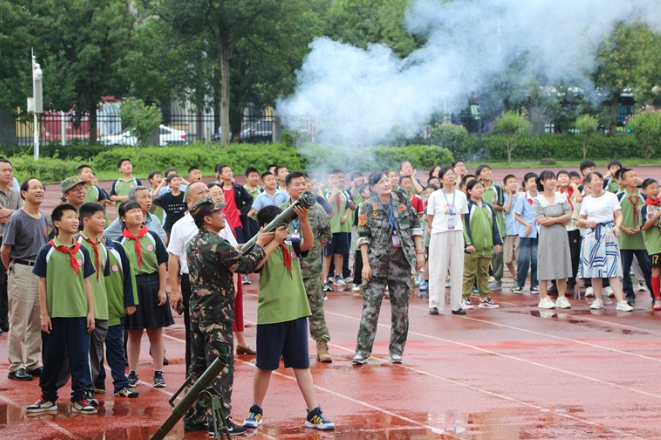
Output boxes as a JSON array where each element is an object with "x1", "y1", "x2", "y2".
[
  {"x1": 118, "y1": 97, "x2": 162, "y2": 148},
  {"x1": 575, "y1": 114, "x2": 599, "y2": 159},
  {"x1": 626, "y1": 106, "x2": 661, "y2": 159},
  {"x1": 325, "y1": 0, "x2": 422, "y2": 58},
  {"x1": 494, "y1": 110, "x2": 531, "y2": 162},
  {"x1": 593, "y1": 22, "x2": 661, "y2": 134},
  {"x1": 160, "y1": 0, "x2": 326, "y2": 146}
]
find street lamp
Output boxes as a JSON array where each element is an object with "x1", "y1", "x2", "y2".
[{"x1": 31, "y1": 52, "x2": 43, "y2": 160}]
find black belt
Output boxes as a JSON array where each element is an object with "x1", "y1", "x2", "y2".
[{"x1": 13, "y1": 259, "x2": 36, "y2": 266}]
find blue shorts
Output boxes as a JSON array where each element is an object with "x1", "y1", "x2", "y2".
[
  {"x1": 324, "y1": 232, "x2": 350, "y2": 256},
  {"x1": 256, "y1": 317, "x2": 310, "y2": 370}
]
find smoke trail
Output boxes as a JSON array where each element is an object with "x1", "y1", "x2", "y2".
[{"x1": 278, "y1": 0, "x2": 661, "y2": 151}]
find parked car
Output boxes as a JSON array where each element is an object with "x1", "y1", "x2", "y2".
[
  {"x1": 240, "y1": 120, "x2": 273, "y2": 143},
  {"x1": 99, "y1": 125, "x2": 187, "y2": 146}
]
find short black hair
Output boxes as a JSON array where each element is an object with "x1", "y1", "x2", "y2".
[
  {"x1": 0, "y1": 158, "x2": 12, "y2": 167},
  {"x1": 257, "y1": 205, "x2": 282, "y2": 227},
  {"x1": 166, "y1": 174, "x2": 181, "y2": 184},
  {"x1": 77, "y1": 164, "x2": 92, "y2": 174},
  {"x1": 557, "y1": 169, "x2": 570, "y2": 178},
  {"x1": 475, "y1": 164, "x2": 491, "y2": 177},
  {"x1": 286, "y1": 171, "x2": 306, "y2": 187},
  {"x1": 148, "y1": 171, "x2": 162, "y2": 181},
  {"x1": 619, "y1": 168, "x2": 633, "y2": 181},
  {"x1": 245, "y1": 167, "x2": 259, "y2": 177},
  {"x1": 79, "y1": 203, "x2": 104, "y2": 220},
  {"x1": 452, "y1": 159, "x2": 465, "y2": 167},
  {"x1": 20, "y1": 177, "x2": 40, "y2": 200},
  {"x1": 119, "y1": 200, "x2": 141, "y2": 218},
  {"x1": 642, "y1": 178, "x2": 657, "y2": 190},
  {"x1": 52, "y1": 203, "x2": 77, "y2": 223},
  {"x1": 164, "y1": 167, "x2": 177, "y2": 177},
  {"x1": 607, "y1": 160, "x2": 623, "y2": 170},
  {"x1": 503, "y1": 174, "x2": 517, "y2": 185},
  {"x1": 466, "y1": 179, "x2": 482, "y2": 193},
  {"x1": 117, "y1": 158, "x2": 131, "y2": 168},
  {"x1": 351, "y1": 171, "x2": 363, "y2": 180},
  {"x1": 274, "y1": 165, "x2": 288, "y2": 176},
  {"x1": 207, "y1": 182, "x2": 222, "y2": 190},
  {"x1": 399, "y1": 175, "x2": 412, "y2": 185},
  {"x1": 569, "y1": 171, "x2": 581, "y2": 179},
  {"x1": 426, "y1": 183, "x2": 439, "y2": 191},
  {"x1": 614, "y1": 168, "x2": 627, "y2": 180},
  {"x1": 261, "y1": 171, "x2": 274, "y2": 181},
  {"x1": 215, "y1": 164, "x2": 230, "y2": 175},
  {"x1": 579, "y1": 160, "x2": 596, "y2": 173}
]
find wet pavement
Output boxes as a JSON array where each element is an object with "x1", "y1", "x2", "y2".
[
  {"x1": 2, "y1": 176, "x2": 661, "y2": 439},
  {"x1": 2, "y1": 281, "x2": 661, "y2": 440}
]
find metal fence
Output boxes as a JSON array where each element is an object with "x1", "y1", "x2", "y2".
[{"x1": 12, "y1": 103, "x2": 278, "y2": 146}]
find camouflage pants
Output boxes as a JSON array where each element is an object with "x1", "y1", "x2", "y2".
[
  {"x1": 355, "y1": 247, "x2": 411, "y2": 357},
  {"x1": 303, "y1": 272, "x2": 330, "y2": 342},
  {"x1": 187, "y1": 320, "x2": 234, "y2": 417}
]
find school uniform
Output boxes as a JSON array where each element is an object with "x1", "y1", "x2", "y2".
[
  {"x1": 462, "y1": 200, "x2": 502, "y2": 299},
  {"x1": 513, "y1": 192, "x2": 539, "y2": 290},
  {"x1": 110, "y1": 177, "x2": 142, "y2": 212},
  {"x1": 483, "y1": 182, "x2": 505, "y2": 282},
  {"x1": 32, "y1": 237, "x2": 96, "y2": 402},
  {"x1": 119, "y1": 228, "x2": 173, "y2": 330}
]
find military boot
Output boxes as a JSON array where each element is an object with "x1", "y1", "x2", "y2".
[{"x1": 316, "y1": 340, "x2": 332, "y2": 363}]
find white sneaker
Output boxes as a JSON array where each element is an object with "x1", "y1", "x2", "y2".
[
  {"x1": 538, "y1": 296, "x2": 555, "y2": 309},
  {"x1": 555, "y1": 296, "x2": 572, "y2": 309},
  {"x1": 585, "y1": 287, "x2": 594, "y2": 297},
  {"x1": 616, "y1": 300, "x2": 634, "y2": 312},
  {"x1": 590, "y1": 298, "x2": 604, "y2": 309},
  {"x1": 604, "y1": 286, "x2": 614, "y2": 297},
  {"x1": 638, "y1": 282, "x2": 648, "y2": 292}
]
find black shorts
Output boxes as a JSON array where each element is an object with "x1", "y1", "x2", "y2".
[
  {"x1": 255, "y1": 317, "x2": 310, "y2": 370},
  {"x1": 651, "y1": 253, "x2": 661, "y2": 269},
  {"x1": 324, "y1": 232, "x2": 350, "y2": 256}
]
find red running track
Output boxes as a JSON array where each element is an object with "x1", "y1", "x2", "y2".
[{"x1": 2, "y1": 279, "x2": 661, "y2": 440}]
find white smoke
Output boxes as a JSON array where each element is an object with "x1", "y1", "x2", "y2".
[{"x1": 278, "y1": 0, "x2": 661, "y2": 148}]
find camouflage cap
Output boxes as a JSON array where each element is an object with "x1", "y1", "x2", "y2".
[
  {"x1": 190, "y1": 197, "x2": 226, "y2": 218},
  {"x1": 60, "y1": 176, "x2": 85, "y2": 193}
]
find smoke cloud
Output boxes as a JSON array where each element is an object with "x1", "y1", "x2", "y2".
[{"x1": 278, "y1": 0, "x2": 661, "y2": 150}]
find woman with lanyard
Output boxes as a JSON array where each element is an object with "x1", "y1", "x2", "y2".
[
  {"x1": 352, "y1": 172, "x2": 424, "y2": 365},
  {"x1": 427, "y1": 167, "x2": 469, "y2": 315},
  {"x1": 534, "y1": 171, "x2": 573, "y2": 309},
  {"x1": 576, "y1": 172, "x2": 633, "y2": 312}
]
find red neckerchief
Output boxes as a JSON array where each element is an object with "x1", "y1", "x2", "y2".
[
  {"x1": 49, "y1": 239, "x2": 81, "y2": 276},
  {"x1": 559, "y1": 187, "x2": 574, "y2": 211},
  {"x1": 122, "y1": 226, "x2": 149, "y2": 269},
  {"x1": 279, "y1": 243, "x2": 292, "y2": 278},
  {"x1": 627, "y1": 191, "x2": 640, "y2": 225},
  {"x1": 526, "y1": 192, "x2": 535, "y2": 205},
  {"x1": 645, "y1": 197, "x2": 660, "y2": 207},
  {"x1": 82, "y1": 235, "x2": 101, "y2": 280},
  {"x1": 336, "y1": 193, "x2": 341, "y2": 211}
]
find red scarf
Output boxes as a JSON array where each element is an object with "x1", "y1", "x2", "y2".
[
  {"x1": 279, "y1": 243, "x2": 292, "y2": 278},
  {"x1": 559, "y1": 187, "x2": 574, "y2": 211},
  {"x1": 526, "y1": 192, "x2": 535, "y2": 205},
  {"x1": 122, "y1": 226, "x2": 149, "y2": 269},
  {"x1": 82, "y1": 235, "x2": 101, "y2": 280},
  {"x1": 645, "y1": 197, "x2": 660, "y2": 207},
  {"x1": 49, "y1": 239, "x2": 81, "y2": 276}
]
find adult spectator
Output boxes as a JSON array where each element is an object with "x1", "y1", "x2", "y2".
[
  {"x1": 0, "y1": 159, "x2": 23, "y2": 333},
  {"x1": 1, "y1": 178, "x2": 49, "y2": 380},
  {"x1": 61, "y1": 176, "x2": 86, "y2": 210},
  {"x1": 215, "y1": 164, "x2": 253, "y2": 243},
  {"x1": 104, "y1": 186, "x2": 166, "y2": 242}
]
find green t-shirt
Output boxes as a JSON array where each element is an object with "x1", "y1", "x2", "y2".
[
  {"x1": 483, "y1": 182, "x2": 505, "y2": 235},
  {"x1": 119, "y1": 229, "x2": 169, "y2": 276},
  {"x1": 257, "y1": 238, "x2": 311, "y2": 325},
  {"x1": 32, "y1": 237, "x2": 96, "y2": 318},
  {"x1": 77, "y1": 233, "x2": 110, "y2": 320},
  {"x1": 104, "y1": 239, "x2": 139, "y2": 326},
  {"x1": 618, "y1": 189, "x2": 646, "y2": 250},
  {"x1": 641, "y1": 204, "x2": 661, "y2": 256},
  {"x1": 327, "y1": 190, "x2": 352, "y2": 233},
  {"x1": 111, "y1": 177, "x2": 141, "y2": 211}
]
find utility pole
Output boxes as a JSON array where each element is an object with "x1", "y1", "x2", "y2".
[{"x1": 31, "y1": 50, "x2": 43, "y2": 160}]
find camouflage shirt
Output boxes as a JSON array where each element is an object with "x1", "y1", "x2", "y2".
[
  {"x1": 282, "y1": 200, "x2": 332, "y2": 274},
  {"x1": 186, "y1": 228, "x2": 265, "y2": 325}
]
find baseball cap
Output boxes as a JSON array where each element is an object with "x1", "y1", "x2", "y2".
[
  {"x1": 60, "y1": 176, "x2": 85, "y2": 193},
  {"x1": 189, "y1": 197, "x2": 226, "y2": 218}
]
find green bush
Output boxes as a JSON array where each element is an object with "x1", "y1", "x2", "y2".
[
  {"x1": 299, "y1": 143, "x2": 453, "y2": 172},
  {"x1": 427, "y1": 124, "x2": 469, "y2": 151},
  {"x1": 10, "y1": 155, "x2": 80, "y2": 183},
  {"x1": 0, "y1": 141, "x2": 114, "y2": 161}
]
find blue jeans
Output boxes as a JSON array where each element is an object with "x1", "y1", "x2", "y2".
[
  {"x1": 621, "y1": 249, "x2": 652, "y2": 302},
  {"x1": 516, "y1": 237, "x2": 538, "y2": 289}
]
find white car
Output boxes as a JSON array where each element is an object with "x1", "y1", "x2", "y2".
[{"x1": 99, "y1": 125, "x2": 187, "y2": 146}]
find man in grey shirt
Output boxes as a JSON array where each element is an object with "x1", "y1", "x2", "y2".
[
  {"x1": 104, "y1": 186, "x2": 166, "y2": 242},
  {"x1": 0, "y1": 159, "x2": 23, "y2": 333},
  {"x1": 1, "y1": 178, "x2": 49, "y2": 381}
]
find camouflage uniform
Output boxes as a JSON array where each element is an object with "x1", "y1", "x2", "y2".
[
  {"x1": 355, "y1": 192, "x2": 423, "y2": 357},
  {"x1": 185, "y1": 228, "x2": 265, "y2": 420},
  {"x1": 283, "y1": 201, "x2": 333, "y2": 342}
]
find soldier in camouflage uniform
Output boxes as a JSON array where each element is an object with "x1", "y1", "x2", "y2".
[
  {"x1": 353, "y1": 172, "x2": 424, "y2": 365},
  {"x1": 281, "y1": 172, "x2": 334, "y2": 362},
  {"x1": 183, "y1": 197, "x2": 274, "y2": 435}
]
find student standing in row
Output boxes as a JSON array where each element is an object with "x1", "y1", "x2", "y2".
[
  {"x1": 512, "y1": 173, "x2": 539, "y2": 294},
  {"x1": 640, "y1": 178, "x2": 661, "y2": 310}
]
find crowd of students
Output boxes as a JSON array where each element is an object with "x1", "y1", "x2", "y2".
[{"x1": 1, "y1": 155, "x2": 658, "y2": 436}]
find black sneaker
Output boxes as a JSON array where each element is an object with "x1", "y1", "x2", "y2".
[
  {"x1": 305, "y1": 405, "x2": 335, "y2": 430},
  {"x1": 163, "y1": 357, "x2": 170, "y2": 366},
  {"x1": 184, "y1": 414, "x2": 208, "y2": 432},
  {"x1": 114, "y1": 387, "x2": 139, "y2": 398},
  {"x1": 83, "y1": 390, "x2": 99, "y2": 406},
  {"x1": 153, "y1": 371, "x2": 166, "y2": 388},
  {"x1": 243, "y1": 404, "x2": 263, "y2": 428},
  {"x1": 323, "y1": 283, "x2": 332, "y2": 292},
  {"x1": 71, "y1": 398, "x2": 97, "y2": 414},
  {"x1": 209, "y1": 417, "x2": 247, "y2": 437},
  {"x1": 26, "y1": 397, "x2": 57, "y2": 413},
  {"x1": 127, "y1": 370, "x2": 139, "y2": 387}
]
